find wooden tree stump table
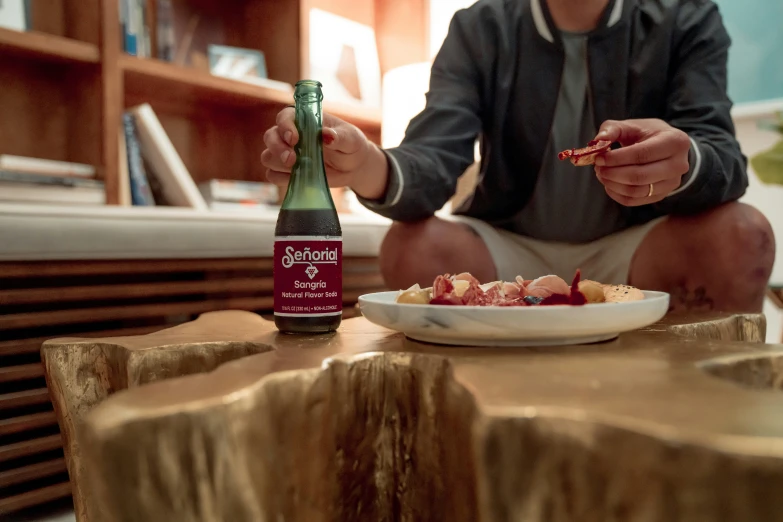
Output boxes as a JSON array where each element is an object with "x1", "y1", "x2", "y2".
[{"x1": 40, "y1": 310, "x2": 783, "y2": 522}]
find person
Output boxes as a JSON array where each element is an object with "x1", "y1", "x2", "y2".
[{"x1": 262, "y1": 0, "x2": 775, "y2": 313}]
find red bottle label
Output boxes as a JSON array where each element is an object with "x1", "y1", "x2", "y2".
[{"x1": 274, "y1": 236, "x2": 342, "y2": 317}]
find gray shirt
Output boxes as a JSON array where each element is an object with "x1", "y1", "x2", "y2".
[{"x1": 516, "y1": 31, "x2": 626, "y2": 243}]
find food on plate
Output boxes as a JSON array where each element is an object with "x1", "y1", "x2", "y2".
[
  {"x1": 603, "y1": 283, "x2": 645, "y2": 303},
  {"x1": 558, "y1": 139, "x2": 612, "y2": 166},
  {"x1": 395, "y1": 284, "x2": 431, "y2": 304},
  {"x1": 577, "y1": 279, "x2": 606, "y2": 303},
  {"x1": 394, "y1": 269, "x2": 645, "y2": 307}
]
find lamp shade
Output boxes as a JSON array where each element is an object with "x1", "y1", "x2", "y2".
[{"x1": 381, "y1": 62, "x2": 433, "y2": 149}]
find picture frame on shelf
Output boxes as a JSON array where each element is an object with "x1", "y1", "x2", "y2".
[
  {"x1": 0, "y1": 0, "x2": 30, "y2": 31},
  {"x1": 208, "y1": 44, "x2": 268, "y2": 81},
  {"x1": 308, "y1": 8, "x2": 382, "y2": 108},
  {"x1": 207, "y1": 43, "x2": 293, "y2": 93}
]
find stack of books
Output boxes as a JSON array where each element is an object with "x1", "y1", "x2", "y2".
[
  {"x1": 0, "y1": 156, "x2": 105, "y2": 206},
  {"x1": 119, "y1": 103, "x2": 207, "y2": 209},
  {"x1": 198, "y1": 179, "x2": 280, "y2": 212}
]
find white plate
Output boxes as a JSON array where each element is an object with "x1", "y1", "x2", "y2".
[{"x1": 357, "y1": 290, "x2": 670, "y2": 347}]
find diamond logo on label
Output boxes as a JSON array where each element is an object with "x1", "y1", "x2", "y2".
[{"x1": 305, "y1": 265, "x2": 319, "y2": 279}]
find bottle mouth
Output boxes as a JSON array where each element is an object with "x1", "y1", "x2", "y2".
[
  {"x1": 295, "y1": 80, "x2": 323, "y2": 88},
  {"x1": 294, "y1": 80, "x2": 323, "y2": 102}
]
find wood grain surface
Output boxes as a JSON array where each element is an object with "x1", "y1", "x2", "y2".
[{"x1": 40, "y1": 309, "x2": 783, "y2": 521}]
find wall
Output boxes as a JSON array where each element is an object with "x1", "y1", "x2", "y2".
[
  {"x1": 734, "y1": 108, "x2": 783, "y2": 343},
  {"x1": 427, "y1": 0, "x2": 476, "y2": 59}
]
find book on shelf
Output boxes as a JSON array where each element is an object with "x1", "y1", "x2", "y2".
[
  {"x1": 208, "y1": 200, "x2": 279, "y2": 212},
  {"x1": 0, "y1": 170, "x2": 101, "y2": 188},
  {"x1": 0, "y1": 0, "x2": 30, "y2": 32},
  {"x1": 117, "y1": 123, "x2": 133, "y2": 206},
  {"x1": 0, "y1": 155, "x2": 95, "y2": 178},
  {"x1": 120, "y1": 0, "x2": 175, "y2": 61},
  {"x1": 120, "y1": 0, "x2": 150, "y2": 57},
  {"x1": 198, "y1": 179, "x2": 279, "y2": 205},
  {"x1": 119, "y1": 0, "x2": 138, "y2": 56},
  {"x1": 157, "y1": 0, "x2": 175, "y2": 62},
  {"x1": 0, "y1": 170, "x2": 104, "y2": 205},
  {"x1": 122, "y1": 112, "x2": 156, "y2": 206}
]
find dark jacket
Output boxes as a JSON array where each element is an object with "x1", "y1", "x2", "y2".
[{"x1": 362, "y1": 0, "x2": 748, "y2": 231}]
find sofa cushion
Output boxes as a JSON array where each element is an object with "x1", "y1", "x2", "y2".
[{"x1": 0, "y1": 204, "x2": 391, "y2": 261}]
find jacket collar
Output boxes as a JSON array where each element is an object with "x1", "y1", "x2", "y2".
[{"x1": 531, "y1": 0, "x2": 625, "y2": 43}]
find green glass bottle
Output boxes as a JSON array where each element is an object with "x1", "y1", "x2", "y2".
[{"x1": 274, "y1": 80, "x2": 342, "y2": 334}]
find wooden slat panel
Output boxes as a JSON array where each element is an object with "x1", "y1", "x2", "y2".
[
  {"x1": 1, "y1": 297, "x2": 275, "y2": 330},
  {"x1": 0, "y1": 458, "x2": 67, "y2": 489},
  {"x1": 0, "y1": 364, "x2": 44, "y2": 383},
  {"x1": 0, "y1": 325, "x2": 165, "y2": 356},
  {"x1": 1, "y1": 286, "x2": 387, "y2": 330},
  {"x1": 0, "y1": 277, "x2": 274, "y2": 305},
  {"x1": 0, "y1": 435, "x2": 62, "y2": 463},
  {"x1": 0, "y1": 412, "x2": 57, "y2": 436},
  {"x1": 0, "y1": 273, "x2": 385, "y2": 305},
  {"x1": 0, "y1": 389, "x2": 50, "y2": 410},
  {"x1": 0, "y1": 257, "x2": 378, "y2": 278},
  {"x1": 0, "y1": 258, "x2": 273, "y2": 278},
  {"x1": 0, "y1": 481, "x2": 71, "y2": 515}
]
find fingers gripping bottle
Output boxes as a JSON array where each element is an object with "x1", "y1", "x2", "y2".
[{"x1": 274, "y1": 80, "x2": 342, "y2": 333}]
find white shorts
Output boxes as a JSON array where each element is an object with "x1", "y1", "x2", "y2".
[{"x1": 444, "y1": 215, "x2": 666, "y2": 285}]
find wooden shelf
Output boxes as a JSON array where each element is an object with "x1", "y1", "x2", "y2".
[
  {"x1": 0, "y1": 27, "x2": 100, "y2": 64},
  {"x1": 121, "y1": 56, "x2": 382, "y2": 130},
  {"x1": 122, "y1": 56, "x2": 291, "y2": 108}
]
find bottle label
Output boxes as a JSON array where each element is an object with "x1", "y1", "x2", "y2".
[{"x1": 274, "y1": 236, "x2": 342, "y2": 317}]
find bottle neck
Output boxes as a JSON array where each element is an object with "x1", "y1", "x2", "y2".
[{"x1": 282, "y1": 96, "x2": 335, "y2": 210}]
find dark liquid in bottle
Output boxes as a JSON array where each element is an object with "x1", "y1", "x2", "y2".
[{"x1": 275, "y1": 208, "x2": 342, "y2": 334}]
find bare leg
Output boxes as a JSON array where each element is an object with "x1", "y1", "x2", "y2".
[
  {"x1": 379, "y1": 218, "x2": 497, "y2": 290},
  {"x1": 629, "y1": 202, "x2": 775, "y2": 313}
]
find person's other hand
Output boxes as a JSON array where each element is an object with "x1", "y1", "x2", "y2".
[
  {"x1": 592, "y1": 118, "x2": 691, "y2": 206},
  {"x1": 261, "y1": 108, "x2": 388, "y2": 200}
]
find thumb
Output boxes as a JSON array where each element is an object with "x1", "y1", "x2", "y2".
[{"x1": 595, "y1": 120, "x2": 642, "y2": 146}]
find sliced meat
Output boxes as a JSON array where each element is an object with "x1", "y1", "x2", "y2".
[
  {"x1": 432, "y1": 274, "x2": 455, "y2": 299},
  {"x1": 526, "y1": 275, "x2": 570, "y2": 298}
]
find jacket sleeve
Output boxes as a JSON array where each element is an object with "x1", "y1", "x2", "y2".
[
  {"x1": 357, "y1": 8, "x2": 486, "y2": 221},
  {"x1": 654, "y1": 1, "x2": 748, "y2": 214}
]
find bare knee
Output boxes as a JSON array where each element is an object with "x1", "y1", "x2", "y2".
[
  {"x1": 706, "y1": 203, "x2": 775, "y2": 282},
  {"x1": 727, "y1": 203, "x2": 775, "y2": 280},
  {"x1": 632, "y1": 202, "x2": 775, "y2": 312},
  {"x1": 379, "y1": 219, "x2": 446, "y2": 290},
  {"x1": 379, "y1": 218, "x2": 495, "y2": 290}
]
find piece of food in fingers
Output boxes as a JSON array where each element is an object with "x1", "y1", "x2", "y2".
[{"x1": 558, "y1": 139, "x2": 612, "y2": 166}]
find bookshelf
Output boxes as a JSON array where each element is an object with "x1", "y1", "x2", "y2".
[{"x1": 0, "y1": 0, "x2": 428, "y2": 205}]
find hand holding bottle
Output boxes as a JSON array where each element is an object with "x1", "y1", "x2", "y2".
[{"x1": 261, "y1": 108, "x2": 390, "y2": 200}]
